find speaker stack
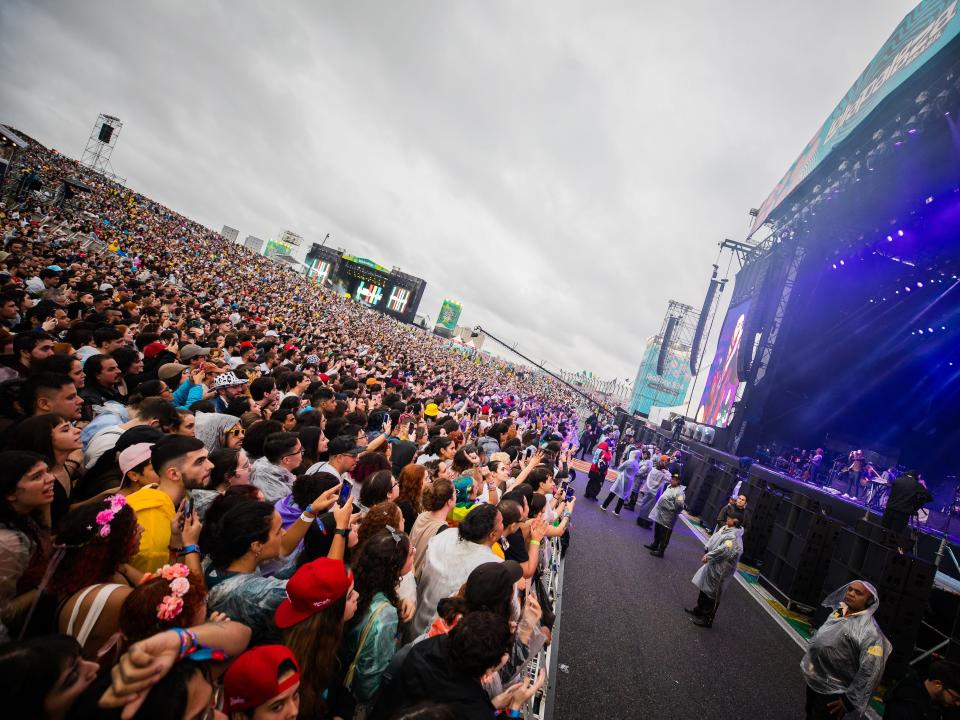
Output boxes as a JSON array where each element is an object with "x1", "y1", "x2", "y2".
[
  {"x1": 699, "y1": 467, "x2": 739, "y2": 530},
  {"x1": 741, "y1": 482, "x2": 783, "y2": 567},
  {"x1": 759, "y1": 493, "x2": 842, "y2": 610},
  {"x1": 824, "y1": 517, "x2": 935, "y2": 679},
  {"x1": 682, "y1": 455, "x2": 712, "y2": 516}
]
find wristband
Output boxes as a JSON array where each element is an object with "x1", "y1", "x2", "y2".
[
  {"x1": 173, "y1": 627, "x2": 199, "y2": 660},
  {"x1": 334, "y1": 528, "x2": 349, "y2": 537},
  {"x1": 178, "y1": 544, "x2": 200, "y2": 556},
  {"x1": 529, "y1": 539, "x2": 541, "y2": 546},
  {"x1": 507, "y1": 709, "x2": 523, "y2": 718},
  {"x1": 299, "y1": 512, "x2": 316, "y2": 523},
  {"x1": 563, "y1": 511, "x2": 571, "y2": 518}
]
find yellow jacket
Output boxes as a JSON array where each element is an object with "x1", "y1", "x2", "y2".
[{"x1": 126, "y1": 486, "x2": 175, "y2": 574}]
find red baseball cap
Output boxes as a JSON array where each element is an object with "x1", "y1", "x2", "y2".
[
  {"x1": 223, "y1": 645, "x2": 300, "y2": 713},
  {"x1": 274, "y1": 557, "x2": 353, "y2": 629},
  {"x1": 143, "y1": 341, "x2": 167, "y2": 359}
]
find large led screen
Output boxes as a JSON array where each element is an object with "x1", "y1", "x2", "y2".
[{"x1": 696, "y1": 300, "x2": 751, "y2": 427}]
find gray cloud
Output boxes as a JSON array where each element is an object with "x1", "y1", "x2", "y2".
[{"x1": 1, "y1": 0, "x2": 916, "y2": 383}]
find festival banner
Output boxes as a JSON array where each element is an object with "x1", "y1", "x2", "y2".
[{"x1": 436, "y1": 299, "x2": 462, "y2": 331}]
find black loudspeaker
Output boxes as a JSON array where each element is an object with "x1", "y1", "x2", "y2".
[
  {"x1": 656, "y1": 316, "x2": 678, "y2": 375},
  {"x1": 686, "y1": 462, "x2": 718, "y2": 516},
  {"x1": 690, "y1": 270, "x2": 721, "y2": 374},
  {"x1": 700, "y1": 469, "x2": 738, "y2": 530},
  {"x1": 98, "y1": 123, "x2": 114, "y2": 143},
  {"x1": 742, "y1": 487, "x2": 782, "y2": 566}
]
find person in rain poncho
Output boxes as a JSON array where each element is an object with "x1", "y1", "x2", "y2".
[
  {"x1": 645, "y1": 472, "x2": 685, "y2": 557},
  {"x1": 800, "y1": 580, "x2": 891, "y2": 719},
  {"x1": 624, "y1": 449, "x2": 653, "y2": 511},
  {"x1": 685, "y1": 508, "x2": 743, "y2": 627},
  {"x1": 600, "y1": 448, "x2": 642, "y2": 516},
  {"x1": 635, "y1": 459, "x2": 668, "y2": 529}
]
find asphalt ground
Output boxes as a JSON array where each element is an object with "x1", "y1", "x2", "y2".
[{"x1": 551, "y1": 467, "x2": 807, "y2": 720}]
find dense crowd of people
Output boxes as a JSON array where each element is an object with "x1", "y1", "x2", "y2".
[{"x1": 0, "y1": 132, "x2": 585, "y2": 720}]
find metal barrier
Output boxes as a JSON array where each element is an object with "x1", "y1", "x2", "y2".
[{"x1": 524, "y1": 535, "x2": 565, "y2": 720}]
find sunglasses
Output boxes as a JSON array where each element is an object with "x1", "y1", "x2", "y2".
[{"x1": 225, "y1": 427, "x2": 244, "y2": 437}]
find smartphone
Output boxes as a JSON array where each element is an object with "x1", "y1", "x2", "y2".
[{"x1": 337, "y1": 482, "x2": 353, "y2": 506}]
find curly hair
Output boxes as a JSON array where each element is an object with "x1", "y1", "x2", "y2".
[
  {"x1": 396, "y1": 464, "x2": 426, "y2": 513},
  {"x1": 118, "y1": 569, "x2": 208, "y2": 643},
  {"x1": 352, "y1": 452, "x2": 390, "y2": 486},
  {"x1": 47, "y1": 501, "x2": 138, "y2": 597},
  {"x1": 357, "y1": 501, "x2": 402, "y2": 548},
  {"x1": 349, "y1": 530, "x2": 408, "y2": 630}
]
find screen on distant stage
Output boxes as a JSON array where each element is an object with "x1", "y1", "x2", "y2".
[
  {"x1": 696, "y1": 299, "x2": 751, "y2": 427},
  {"x1": 355, "y1": 280, "x2": 384, "y2": 306}
]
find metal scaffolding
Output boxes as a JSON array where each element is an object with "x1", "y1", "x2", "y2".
[
  {"x1": 80, "y1": 113, "x2": 125, "y2": 184},
  {"x1": 629, "y1": 300, "x2": 699, "y2": 415}
]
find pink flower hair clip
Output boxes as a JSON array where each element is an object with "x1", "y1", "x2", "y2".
[
  {"x1": 94, "y1": 494, "x2": 127, "y2": 538},
  {"x1": 146, "y1": 563, "x2": 192, "y2": 621}
]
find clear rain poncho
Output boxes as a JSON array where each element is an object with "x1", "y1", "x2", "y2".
[
  {"x1": 800, "y1": 581, "x2": 891, "y2": 716},
  {"x1": 691, "y1": 523, "x2": 743, "y2": 599},
  {"x1": 650, "y1": 483, "x2": 686, "y2": 527}
]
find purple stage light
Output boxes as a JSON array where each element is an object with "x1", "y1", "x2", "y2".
[
  {"x1": 919, "y1": 328, "x2": 924, "y2": 334},
  {"x1": 832, "y1": 263, "x2": 837, "y2": 269},
  {"x1": 887, "y1": 235, "x2": 893, "y2": 241},
  {"x1": 840, "y1": 259, "x2": 845, "y2": 266},
  {"x1": 929, "y1": 327, "x2": 934, "y2": 333},
  {"x1": 906, "y1": 286, "x2": 911, "y2": 291},
  {"x1": 917, "y1": 281, "x2": 923, "y2": 287},
  {"x1": 926, "y1": 196, "x2": 935, "y2": 204},
  {"x1": 897, "y1": 229, "x2": 904, "y2": 237}
]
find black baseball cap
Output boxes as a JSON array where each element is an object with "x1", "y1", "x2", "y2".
[{"x1": 328, "y1": 435, "x2": 361, "y2": 457}]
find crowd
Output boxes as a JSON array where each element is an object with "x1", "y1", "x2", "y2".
[{"x1": 0, "y1": 132, "x2": 584, "y2": 720}]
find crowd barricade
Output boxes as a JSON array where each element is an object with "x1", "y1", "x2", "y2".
[{"x1": 523, "y1": 534, "x2": 565, "y2": 720}]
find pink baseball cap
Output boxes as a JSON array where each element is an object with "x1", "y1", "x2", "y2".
[{"x1": 119, "y1": 443, "x2": 155, "y2": 483}]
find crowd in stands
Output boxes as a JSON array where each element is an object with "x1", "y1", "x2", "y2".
[{"x1": 0, "y1": 131, "x2": 583, "y2": 719}]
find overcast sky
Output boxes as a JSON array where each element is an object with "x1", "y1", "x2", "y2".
[{"x1": 0, "y1": 1, "x2": 917, "y2": 382}]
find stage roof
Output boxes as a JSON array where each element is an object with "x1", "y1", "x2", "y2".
[{"x1": 749, "y1": 0, "x2": 960, "y2": 236}]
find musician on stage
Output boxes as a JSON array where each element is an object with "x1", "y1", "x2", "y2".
[
  {"x1": 808, "y1": 448, "x2": 824, "y2": 486},
  {"x1": 882, "y1": 469, "x2": 932, "y2": 535},
  {"x1": 862, "y1": 463, "x2": 885, "y2": 509},
  {"x1": 844, "y1": 449, "x2": 865, "y2": 498}
]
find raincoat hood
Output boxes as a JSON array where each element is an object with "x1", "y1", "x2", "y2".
[
  {"x1": 820, "y1": 580, "x2": 881, "y2": 617},
  {"x1": 194, "y1": 412, "x2": 240, "y2": 452}
]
